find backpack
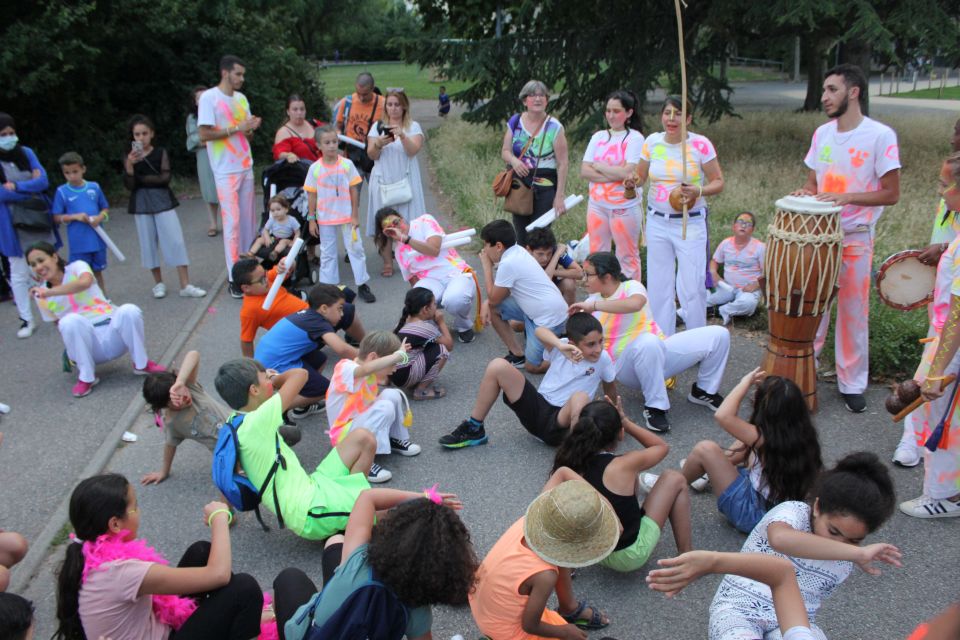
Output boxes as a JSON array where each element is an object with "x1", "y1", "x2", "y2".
[
  {"x1": 211, "y1": 414, "x2": 286, "y2": 531},
  {"x1": 298, "y1": 564, "x2": 409, "y2": 640},
  {"x1": 339, "y1": 94, "x2": 379, "y2": 173}
]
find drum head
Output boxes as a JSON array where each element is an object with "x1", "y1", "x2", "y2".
[
  {"x1": 774, "y1": 195, "x2": 843, "y2": 215},
  {"x1": 875, "y1": 250, "x2": 936, "y2": 311}
]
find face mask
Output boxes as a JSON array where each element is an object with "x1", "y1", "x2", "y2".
[{"x1": 0, "y1": 135, "x2": 18, "y2": 151}]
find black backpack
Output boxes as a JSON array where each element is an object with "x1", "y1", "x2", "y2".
[{"x1": 299, "y1": 565, "x2": 408, "y2": 640}]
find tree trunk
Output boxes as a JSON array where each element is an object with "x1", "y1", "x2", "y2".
[
  {"x1": 802, "y1": 36, "x2": 827, "y2": 111},
  {"x1": 840, "y1": 38, "x2": 872, "y2": 115}
]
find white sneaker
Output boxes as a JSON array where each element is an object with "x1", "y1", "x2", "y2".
[
  {"x1": 367, "y1": 463, "x2": 393, "y2": 484},
  {"x1": 121, "y1": 431, "x2": 138, "y2": 443},
  {"x1": 679, "y1": 458, "x2": 709, "y2": 491},
  {"x1": 152, "y1": 282, "x2": 167, "y2": 298},
  {"x1": 179, "y1": 284, "x2": 207, "y2": 298},
  {"x1": 16, "y1": 319, "x2": 35, "y2": 339},
  {"x1": 639, "y1": 472, "x2": 659, "y2": 493},
  {"x1": 892, "y1": 442, "x2": 922, "y2": 468},
  {"x1": 0, "y1": 402, "x2": 9, "y2": 414},
  {"x1": 900, "y1": 494, "x2": 960, "y2": 519}
]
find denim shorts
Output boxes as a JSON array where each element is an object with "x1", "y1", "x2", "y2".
[
  {"x1": 716, "y1": 467, "x2": 769, "y2": 534},
  {"x1": 495, "y1": 295, "x2": 564, "y2": 366}
]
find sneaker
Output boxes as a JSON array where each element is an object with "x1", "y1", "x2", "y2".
[
  {"x1": 16, "y1": 319, "x2": 35, "y2": 339},
  {"x1": 643, "y1": 406, "x2": 670, "y2": 433},
  {"x1": 357, "y1": 283, "x2": 376, "y2": 303},
  {"x1": 290, "y1": 402, "x2": 325, "y2": 420},
  {"x1": 133, "y1": 361, "x2": 166, "y2": 375},
  {"x1": 439, "y1": 421, "x2": 489, "y2": 449},
  {"x1": 676, "y1": 308, "x2": 686, "y2": 325},
  {"x1": 0, "y1": 402, "x2": 9, "y2": 414},
  {"x1": 503, "y1": 352, "x2": 526, "y2": 369},
  {"x1": 457, "y1": 328, "x2": 476, "y2": 344},
  {"x1": 72, "y1": 378, "x2": 100, "y2": 398},
  {"x1": 688, "y1": 383, "x2": 724, "y2": 411},
  {"x1": 367, "y1": 462, "x2": 392, "y2": 483},
  {"x1": 841, "y1": 393, "x2": 866, "y2": 413},
  {"x1": 899, "y1": 494, "x2": 960, "y2": 519},
  {"x1": 229, "y1": 281, "x2": 244, "y2": 299},
  {"x1": 179, "y1": 284, "x2": 207, "y2": 298},
  {"x1": 121, "y1": 431, "x2": 138, "y2": 443},
  {"x1": 892, "y1": 442, "x2": 922, "y2": 468},
  {"x1": 639, "y1": 472, "x2": 659, "y2": 493},
  {"x1": 390, "y1": 437, "x2": 422, "y2": 457},
  {"x1": 278, "y1": 424, "x2": 302, "y2": 447},
  {"x1": 679, "y1": 458, "x2": 709, "y2": 491},
  {"x1": 152, "y1": 282, "x2": 167, "y2": 299}
]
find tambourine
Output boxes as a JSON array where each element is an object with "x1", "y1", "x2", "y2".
[{"x1": 875, "y1": 250, "x2": 936, "y2": 311}]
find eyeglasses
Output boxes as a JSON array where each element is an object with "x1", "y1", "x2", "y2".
[
  {"x1": 582, "y1": 271, "x2": 599, "y2": 279},
  {"x1": 735, "y1": 219, "x2": 754, "y2": 227},
  {"x1": 526, "y1": 93, "x2": 547, "y2": 99}
]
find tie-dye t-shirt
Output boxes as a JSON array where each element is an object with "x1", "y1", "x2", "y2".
[
  {"x1": 585, "y1": 280, "x2": 664, "y2": 360},
  {"x1": 930, "y1": 198, "x2": 960, "y2": 245},
  {"x1": 640, "y1": 131, "x2": 717, "y2": 214},
  {"x1": 930, "y1": 233, "x2": 960, "y2": 333},
  {"x1": 509, "y1": 114, "x2": 563, "y2": 186},
  {"x1": 197, "y1": 87, "x2": 253, "y2": 176},
  {"x1": 36, "y1": 261, "x2": 114, "y2": 322},
  {"x1": 712, "y1": 237, "x2": 765, "y2": 289},
  {"x1": 803, "y1": 117, "x2": 900, "y2": 233},
  {"x1": 303, "y1": 157, "x2": 362, "y2": 225},
  {"x1": 325, "y1": 359, "x2": 378, "y2": 445},
  {"x1": 395, "y1": 214, "x2": 467, "y2": 283},
  {"x1": 583, "y1": 129, "x2": 645, "y2": 208}
]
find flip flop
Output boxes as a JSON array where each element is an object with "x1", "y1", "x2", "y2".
[
  {"x1": 413, "y1": 386, "x2": 446, "y2": 401},
  {"x1": 558, "y1": 600, "x2": 610, "y2": 630},
  {"x1": 207, "y1": 228, "x2": 219, "y2": 237}
]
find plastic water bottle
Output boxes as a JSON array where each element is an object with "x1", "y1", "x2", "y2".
[{"x1": 450, "y1": 635, "x2": 466, "y2": 640}]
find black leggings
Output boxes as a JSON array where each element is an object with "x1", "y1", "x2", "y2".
[
  {"x1": 272, "y1": 543, "x2": 344, "y2": 640},
  {"x1": 511, "y1": 182, "x2": 557, "y2": 247},
  {"x1": 168, "y1": 541, "x2": 263, "y2": 640}
]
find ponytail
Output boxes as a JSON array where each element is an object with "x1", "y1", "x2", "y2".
[
  {"x1": 551, "y1": 401, "x2": 621, "y2": 475},
  {"x1": 394, "y1": 288, "x2": 435, "y2": 334},
  {"x1": 54, "y1": 544, "x2": 87, "y2": 640}
]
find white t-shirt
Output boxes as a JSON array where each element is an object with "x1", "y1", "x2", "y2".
[
  {"x1": 538, "y1": 340, "x2": 616, "y2": 407},
  {"x1": 197, "y1": 87, "x2": 254, "y2": 176},
  {"x1": 264, "y1": 216, "x2": 300, "y2": 239},
  {"x1": 494, "y1": 245, "x2": 568, "y2": 329},
  {"x1": 930, "y1": 232, "x2": 960, "y2": 333},
  {"x1": 583, "y1": 129, "x2": 644, "y2": 208},
  {"x1": 803, "y1": 116, "x2": 900, "y2": 233},
  {"x1": 713, "y1": 237, "x2": 765, "y2": 289},
  {"x1": 710, "y1": 501, "x2": 853, "y2": 627},
  {"x1": 36, "y1": 261, "x2": 115, "y2": 322},
  {"x1": 640, "y1": 131, "x2": 717, "y2": 214}
]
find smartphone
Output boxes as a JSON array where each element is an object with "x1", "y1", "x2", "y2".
[
  {"x1": 381, "y1": 125, "x2": 395, "y2": 137},
  {"x1": 132, "y1": 141, "x2": 143, "y2": 153}
]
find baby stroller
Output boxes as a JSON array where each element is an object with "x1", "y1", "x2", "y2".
[{"x1": 260, "y1": 159, "x2": 315, "y2": 286}]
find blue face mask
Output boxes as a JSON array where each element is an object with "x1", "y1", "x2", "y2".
[{"x1": 0, "y1": 135, "x2": 17, "y2": 151}]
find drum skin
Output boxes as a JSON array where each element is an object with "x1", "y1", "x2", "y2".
[
  {"x1": 875, "y1": 250, "x2": 936, "y2": 311},
  {"x1": 761, "y1": 205, "x2": 843, "y2": 411}
]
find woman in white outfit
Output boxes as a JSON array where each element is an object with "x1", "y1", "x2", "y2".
[
  {"x1": 636, "y1": 96, "x2": 724, "y2": 336},
  {"x1": 26, "y1": 242, "x2": 165, "y2": 399},
  {"x1": 365, "y1": 90, "x2": 426, "y2": 276}
]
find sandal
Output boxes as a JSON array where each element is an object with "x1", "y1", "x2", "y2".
[
  {"x1": 432, "y1": 383, "x2": 446, "y2": 397},
  {"x1": 558, "y1": 600, "x2": 609, "y2": 630},
  {"x1": 381, "y1": 264, "x2": 394, "y2": 277},
  {"x1": 413, "y1": 386, "x2": 446, "y2": 401},
  {"x1": 207, "y1": 228, "x2": 219, "y2": 237}
]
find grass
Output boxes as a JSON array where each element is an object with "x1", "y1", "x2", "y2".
[
  {"x1": 890, "y1": 85, "x2": 960, "y2": 100},
  {"x1": 318, "y1": 62, "x2": 469, "y2": 101},
  {"x1": 711, "y1": 65, "x2": 786, "y2": 83}
]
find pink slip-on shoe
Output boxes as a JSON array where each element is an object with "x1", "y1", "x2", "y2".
[
  {"x1": 72, "y1": 378, "x2": 100, "y2": 398},
  {"x1": 133, "y1": 361, "x2": 166, "y2": 375}
]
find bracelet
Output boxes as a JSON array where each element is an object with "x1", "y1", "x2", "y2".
[
  {"x1": 100, "y1": 210, "x2": 109, "y2": 222},
  {"x1": 423, "y1": 483, "x2": 442, "y2": 505},
  {"x1": 306, "y1": 214, "x2": 317, "y2": 221},
  {"x1": 926, "y1": 375, "x2": 948, "y2": 382},
  {"x1": 697, "y1": 184, "x2": 703, "y2": 198},
  {"x1": 395, "y1": 349, "x2": 410, "y2": 366},
  {"x1": 207, "y1": 508, "x2": 233, "y2": 527}
]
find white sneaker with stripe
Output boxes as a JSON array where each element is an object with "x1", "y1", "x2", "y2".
[{"x1": 899, "y1": 494, "x2": 960, "y2": 519}]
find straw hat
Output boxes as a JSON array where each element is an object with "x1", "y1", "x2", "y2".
[{"x1": 524, "y1": 480, "x2": 620, "y2": 568}]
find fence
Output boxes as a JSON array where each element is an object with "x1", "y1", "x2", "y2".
[{"x1": 876, "y1": 68, "x2": 960, "y2": 97}]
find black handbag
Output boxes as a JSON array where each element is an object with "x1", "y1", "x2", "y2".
[{"x1": 9, "y1": 195, "x2": 52, "y2": 232}]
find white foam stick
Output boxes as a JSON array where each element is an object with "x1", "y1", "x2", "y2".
[
  {"x1": 337, "y1": 134, "x2": 365, "y2": 149},
  {"x1": 93, "y1": 225, "x2": 126, "y2": 262},
  {"x1": 269, "y1": 183, "x2": 277, "y2": 198},
  {"x1": 443, "y1": 228, "x2": 476, "y2": 241},
  {"x1": 262, "y1": 237, "x2": 305, "y2": 310},
  {"x1": 525, "y1": 194, "x2": 585, "y2": 232},
  {"x1": 440, "y1": 236, "x2": 472, "y2": 250}
]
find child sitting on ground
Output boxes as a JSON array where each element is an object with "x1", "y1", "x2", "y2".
[
  {"x1": 0, "y1": 592, "x2": 34, "y2": 639},
  {"x1": 234, "y1": 258, "x2": 305, "y2": 357},
  {"x1": 214, "y1": 359, "x2": 377, "y2": 541},
  {"x1": 51, "y1": 151, "x2": 110, "y2": 292},
  {"x1": 326, "y1": 331, "x2": 419, "y2": 484},
  {"x1": 244, "y1": 194, "x2": 301, "y2": 263},
  {"x1": 440, "y1": 312, "x2": 616, "y2": 449},
  {"x1": 526, "y1": 227, "x2": 583, "y2": 305},
  {"x1": 389, "y1": 287, "x2": 453, "y2": 400},
  {"x1": 705, "y1": 211, "x2": 765, "y2": 325},
  {"x1": 254, "y1": 284, "x2": 364, "y2": 421},
  {"x1": 552, "y1": 397, "x2": 692, "y2": 572},
  {"x1": 470, "y1": 478, "x2": 618, "y2": 639}
]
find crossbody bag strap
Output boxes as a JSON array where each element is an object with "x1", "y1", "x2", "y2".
[{"x1": 257, "y1": 431, "x2": 287, "y2": 529}]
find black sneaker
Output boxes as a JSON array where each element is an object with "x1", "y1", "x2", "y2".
[
  {"x1": 439, "y1": 421, "x2": 489, "y2": 449},
  {"x1": 643, "y1": 407, "x2": 671, "y2": 433},
  {"x1": 278, "y1": 424, "x2": 302, "y2": 447},
  {"x1": 228, "y1": 281, "x2": 244, "y2": 299},
  {"x1": 841, "y1": 392, "x2": 867, "y2": 413},
  {"x1": 390, "y1": 438, "x2": 422, "y2": 456},
  {"x1": 688, "y1": 383, "x2": 724, "y2": 412},
  {"x1": 357, "y1": 283, "x2": 376, "y2": 303},
  {"x1": 457, "y1": 328, "x2": 475, "y2": 344},
  {"x1": 344, "y1": 253, "x2": 351, "y2": 264},
  {"x1": 290, "y1": 402, "x2": 325, "y2": 420},
  {"x1": 503, "y1": 352, "x2": 526, "y2": 369}
]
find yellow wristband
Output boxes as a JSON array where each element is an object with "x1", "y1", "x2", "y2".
[
  {"x1": 926, "y1": 375, "x2": 948, "y2": 382},
  {"x1": 207, "y1": 508, "x2": 233, "y2": 527},
  {"x1": 100, "y1": 210, "x2": 109, "y2": 222}
]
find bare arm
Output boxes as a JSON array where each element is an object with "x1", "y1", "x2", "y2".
[
  {"x1": 31, "y1": 272, "x2": 93, "y2": 298},
  {"x1": 580, "y1": 161, "x2": 608, "y2": 183},
  {"x1": 398, "y1": 129, "x2": 423, "y2": 157},
  {"x1": 141, "y1": 444, "x2": 177, "y2": 485},
  {"x1": 354, "y1": 348, "x2": 408, "y2": 379},
  {"x1": 816, "y1": 169, "x2": 899, "y2": 208},
  {"x1": 570, "y1": 293, "x2": 645, "y2": 316},
  {"x1": 322, "y1": 332, "x2": 359, "y2": 360},
  {"x1": 307, "y1": 191, "x2": 318, "y2": 238},
  {"x1": 385, "y1": 226, "x2": 441, "y2": 258},
  {"x1": 520, "y1": 571, "x2": 582, "y2": 639},
  {"x1": 273, "y1": 368, "x2": 308, "y2": 412},
  {"x1": 139, "y1": 504, "x2": 232, "y2": 595},
  {"x1": 501, "y1": 127, "x2": 529, "y2": 177},
  {"x1": 715, "y1": 368, "x2": 764, "y2": 446},
  {"x1": 434, "y1": 312, "x2": 454, "y2": 350},
  {"x1": 240, "y1": 341, "x2": 254, "y2": 358},
  {"x1": 709, "y1": 259, "x2": 722, "y2": 287},
  {"x1": 767, "y1": 522, "x2": 902, "y2": 575},
  {"x1": 350, "y1": 184, "x2": 360, "y2": 227}
]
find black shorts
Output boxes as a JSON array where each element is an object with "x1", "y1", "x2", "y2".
[{"x1": 504, "y1": 379, "x2": 566, "y2": 446}]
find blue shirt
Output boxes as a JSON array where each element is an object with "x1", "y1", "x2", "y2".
[
  {"x1": 52, "y1": 181, "x2": 108, "y2": 253},
  {"x1": 254, "y1": 309, "x2": 336, "y2": 372}
]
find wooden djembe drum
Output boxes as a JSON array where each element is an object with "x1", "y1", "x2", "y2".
[{"x1": 761, "y1": 196, "x2": 844, "y2": 411}]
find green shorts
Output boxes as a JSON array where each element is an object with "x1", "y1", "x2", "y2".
[
  {"x1": 599, "y1": 516, "x2": 661, "y2": 572},
  {"x1": 300, "y1": 449, "x2": 371, "y2": 541}
]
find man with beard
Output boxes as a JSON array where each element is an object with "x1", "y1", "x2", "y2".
[{"x1": 793, "y1": 64, "x2": 900, "y2": 413}]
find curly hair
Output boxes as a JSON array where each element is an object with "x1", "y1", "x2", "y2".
[
  {"x1": 366, "y1": 499, "x2": 478, "y2": 607},
  {"x1": 551, "y1": 401, "x2": 621, "y2": 475},
  {"x1": 815, "y1": 451, "x2": 895, "y2": 532}
]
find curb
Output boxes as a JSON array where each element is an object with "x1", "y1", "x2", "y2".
[{"x1": 8, "y1": 269, "x2": 229, "y2": 593}]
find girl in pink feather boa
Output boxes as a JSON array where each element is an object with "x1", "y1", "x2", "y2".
[{"x1": 53, "y1": 473, "x2": 263, "y2": 640}]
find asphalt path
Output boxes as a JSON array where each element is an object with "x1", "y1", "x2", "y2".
[{"x1": 6, "y1": 100, "x2": 959, "y2": 638}]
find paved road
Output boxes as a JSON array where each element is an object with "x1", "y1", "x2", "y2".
[{"x1": 7, "y1": 101, "x2": 959, "y2": 638}]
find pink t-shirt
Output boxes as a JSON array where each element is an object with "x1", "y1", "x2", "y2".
[
  {"x1": 78, "y1": 559, "x2": 170, "y2": 640},
  {"x1": 395, "y1": 214, "x2": 468, "y2": 283},
  {"x1": 713, "y1": 237, "x2": 765, "y2": 289},
  {"x1": 803, "y1": 116, "x2": 900, "y2": 233},
  {"x1": 583, "y1": 129, "x2": 644, "y2": 208}
]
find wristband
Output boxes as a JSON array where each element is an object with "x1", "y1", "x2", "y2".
[
  {"x1": 207, "y1": 508, "x2": 233, "y2": 527},
  {"x1": 306, "y1": 214, "x2": 317, "y2": 221},
  {"x1": 395, "y1": 349, "x2": 410, "y2": 366},
  {"x1": 926, "y1": 375, "x2": 948, "y2": 382},
  {"x1": 100, "y1": 210, "x2": 109, "y2": 222},
  {"x1": 697, "y1": 184, "x2": 703, "y2": 198}
]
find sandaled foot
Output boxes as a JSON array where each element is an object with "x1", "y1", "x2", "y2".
[
  {"x1": 381, "y1": 265, "x2": 394, "y2": 277},
  {"x1": 413, "y1": 385, "x2": 446, "y2": 401},
  {"x1": 207, "y1": 228, "x2": 219, "y2": 237},
  {"x1": 558, "y1": 600, "x2": 610, "y2": 630}
]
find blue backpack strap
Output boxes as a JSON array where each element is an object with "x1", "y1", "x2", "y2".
[{"x1": 227, "y1": 413, "x2": 285, "y2": 531}]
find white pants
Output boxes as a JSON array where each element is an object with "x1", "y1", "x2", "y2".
[
  {"x1": 9, "y1": 256, "x2": 37, "y2": 323},
  {"x1": 646, "y1": 209, "x2": 708, "y2": 336},
  {"x1": 615, "y1": 326, "x2": 730, "y2": 410},
  {"x1": 909, "y1": 347, "x2": 960, "y2": 499},
  {"x1": 215, "y1": 171, "x2": 257, "y2": 282},
  {"x1": 350, "y1": 389, "x2": 410, "y2": 455},
  {"x1": 416, "y1": 272, "x2": 476, "y2": 332},
  {"x1": 318, "y1": 224, "x2": 370, "y2": 286},
  {"x1": 706, "y1": 282, "x2": 761, "y2": 322},
  {"x1": 59, "y1": 304, "x2": 148, "y2": 383}
]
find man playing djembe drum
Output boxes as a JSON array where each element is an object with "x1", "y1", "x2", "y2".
[{"x1": 793, "y1": 63, "x2": 900, "y2": 413}]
